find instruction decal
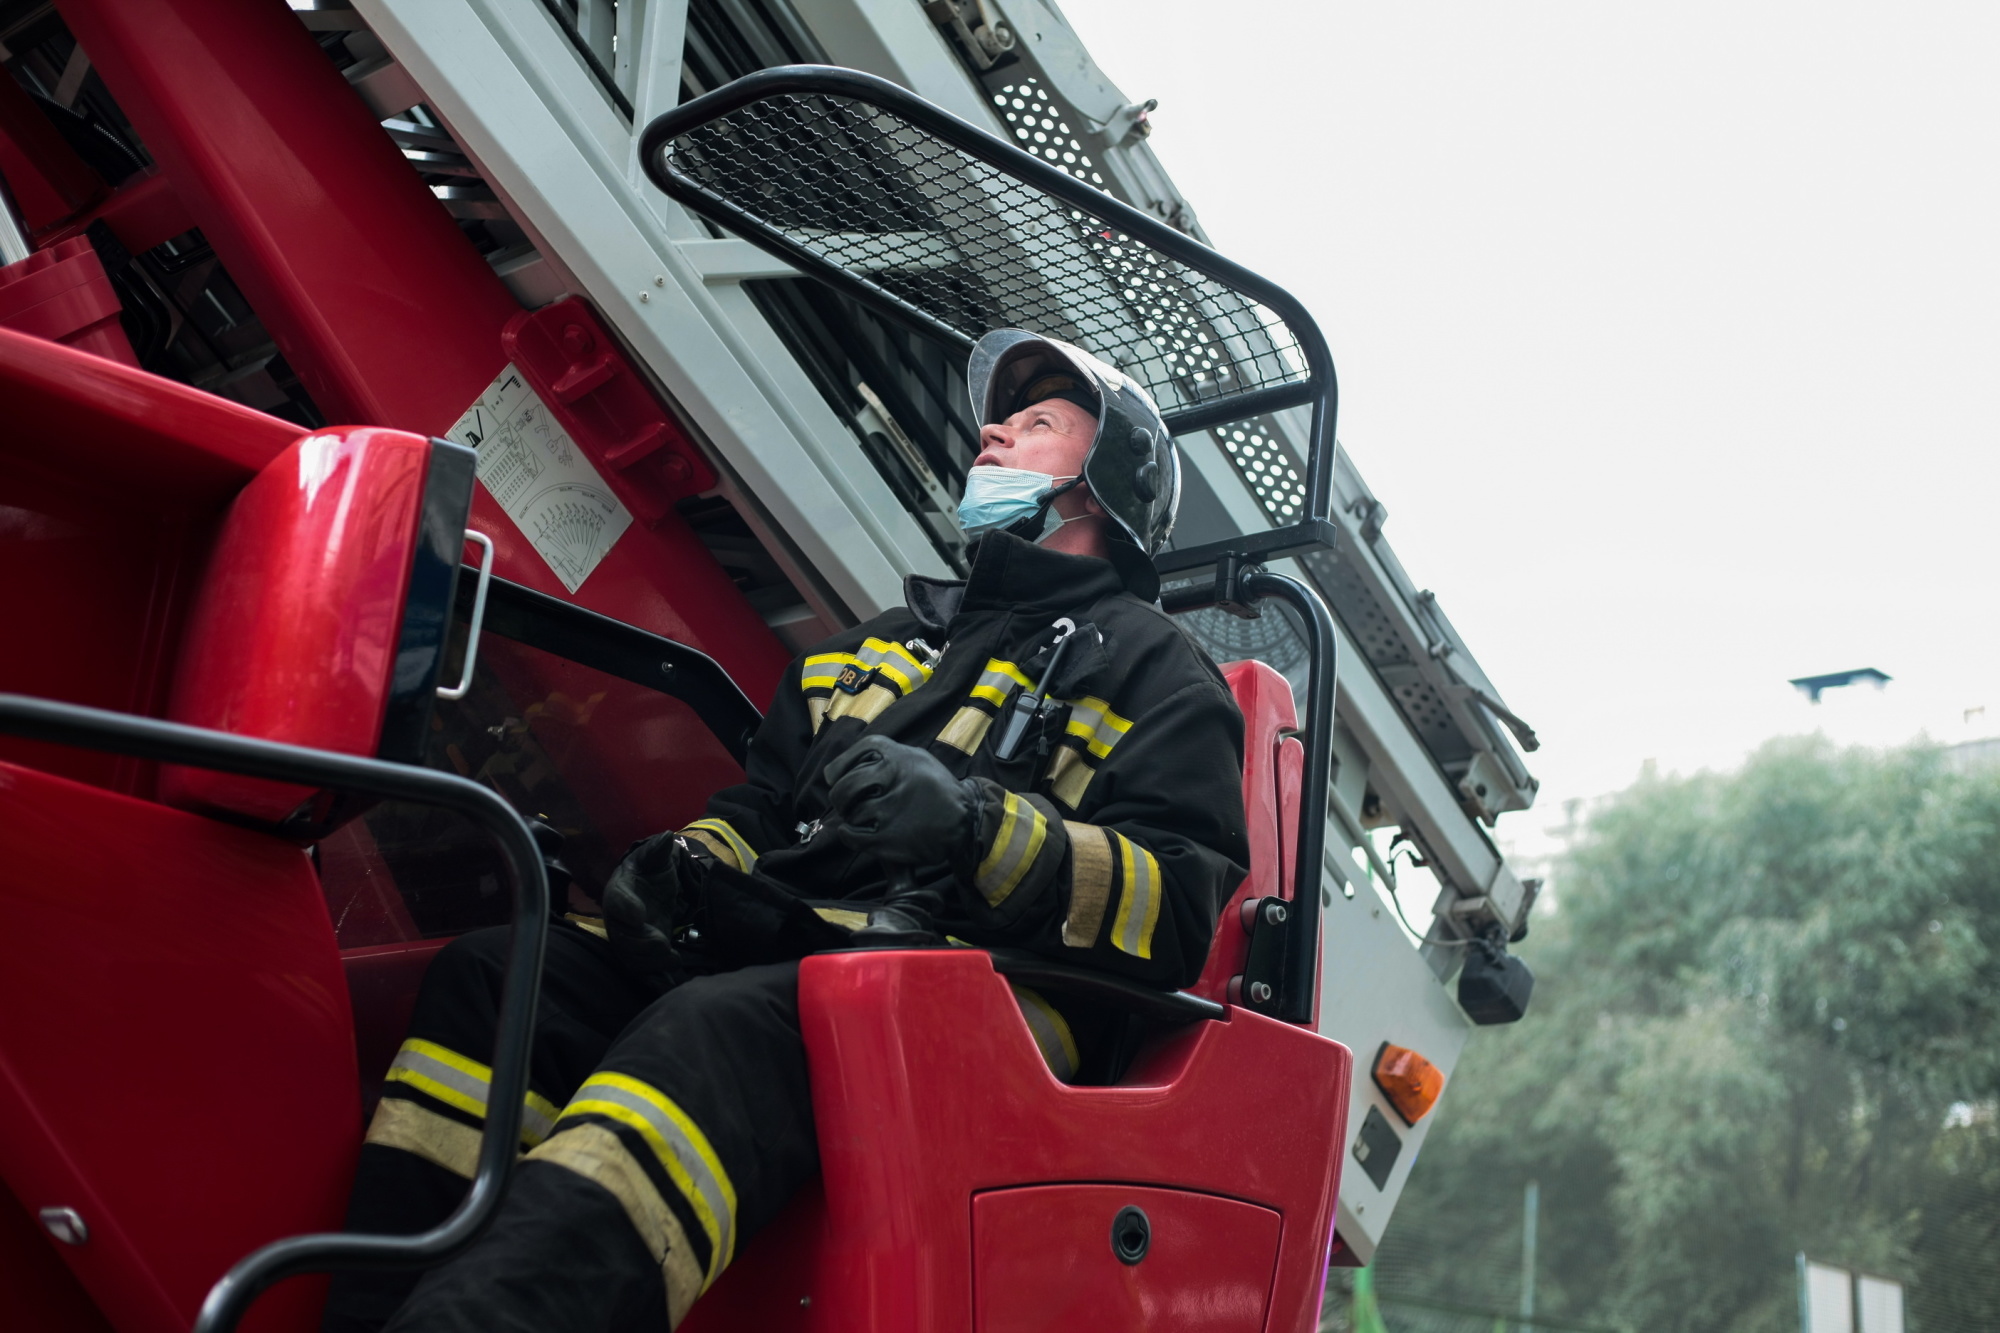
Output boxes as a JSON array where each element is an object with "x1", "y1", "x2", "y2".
[{"x1": 446, "y1": 364, "x2": 632, "y2": 593}]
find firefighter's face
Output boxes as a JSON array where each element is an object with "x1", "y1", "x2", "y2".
[{"x1": 975, "y1": 396, "x2": 1097, "y2": 481}]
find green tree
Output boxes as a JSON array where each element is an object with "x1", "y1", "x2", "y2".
[{"x1": 1373, "y1": 738, "x2": 2000, "y2": 1333}]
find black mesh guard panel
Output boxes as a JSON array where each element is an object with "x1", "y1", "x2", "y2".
[{"x1": 638, "y1": 65, "x2": 1339, "y2": 568}]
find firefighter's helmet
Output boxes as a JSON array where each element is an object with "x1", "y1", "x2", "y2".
[{"x1": 967, "y1": 329, "x2": 1180, "y2": 556}]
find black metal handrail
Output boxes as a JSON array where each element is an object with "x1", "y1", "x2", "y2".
[
  {"x1": 637, "y1": 65, "x2": 1340, "y2": 572},
  {"x1": 0, "y1": 695, "x2": 549, "y2": 1333},
  {"x1": 1162, "y1": 566, "x2": 1339, "y2": 1025}
]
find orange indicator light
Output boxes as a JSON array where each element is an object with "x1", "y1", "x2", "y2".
[{"x1": 1372, "y1": 1042, "x2": 1444, "y2": 1125}]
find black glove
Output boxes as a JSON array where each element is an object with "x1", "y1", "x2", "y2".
[
  {"x1": 601, "y1": 832, "x2": 704, "y2": 994},
  {"x1": 824, "y1": 736, "x2": 981, "y2": 870}
]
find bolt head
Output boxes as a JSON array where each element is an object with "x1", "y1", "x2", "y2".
[
  {"x1": 1248, "y1": 980, "x2": 1274, "y2": 1004},
  {"x1": 1264, "y1": 901, "x2": 1289, "y2": 926},
  {"x1": 39, "y1": 1207, "x2": 87, "y2": 1246}
]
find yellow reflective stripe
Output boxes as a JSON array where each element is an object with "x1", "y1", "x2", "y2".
[
  {"x1": 1108, "y1": 833, "x2": 1163, "y2": 960},
  {"x1": 856, "y1": 637, "x2": 932, "y2": 694},
  {"x1": 1061, "y1": 822, "x2": 1115, "y2": 947},
  {"x1": 1009, "y1": 984, "x2": 1080, "y2": 1083},
  {"x1": 969, "y1": 658, "x2": 1032, "y2": 708},
  {"x1": 530, "y1": 1124, "x2": 706, "y2": 1327},
  {"x1": 813, "y1": 906, "x2": 870, "y2": 930},
  {"x1": 365, "y1": 1096, "x2": 482, "y2": 1178},
  {"x1": 800, "y1": 652, "x2": 860, "y2": 692},
  {"x1": 937, "y1": 705, "x2": 993, "y2": 754},
  {"x1": 1063, "y1": 695, "x2": 1132, "y2": 760},
  {"x1": 383, "y1": 1038, "x2": 560, "y2": 1146},
  {"x1": 974, "y1": 791, "x2": 1048, "y2": 907},
  {"x1": 1045, "y1": 747, "x2": 1096, "y2": 809},
  {"x1": 561, "y1": 1073, "x2": 738, "y2": 1288},
  {"x1": 684, "y1": 818, "x2": 755, "y2": 872}
]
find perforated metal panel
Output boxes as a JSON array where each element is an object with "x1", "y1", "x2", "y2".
[
  {"x1": 1213, "y1": 417, "x2": 1308, "y2": 526},
  {"x1": 988, "y1": 76, "x2": 1107, "y2": 188}
]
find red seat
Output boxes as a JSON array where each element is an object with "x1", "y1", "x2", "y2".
[
  {"x1": 0, "y1": 336, "x2": 468, "y2": 1332},
  {"x1": 684, "y1": 660, "x2": 1353, "y2": 1332}
]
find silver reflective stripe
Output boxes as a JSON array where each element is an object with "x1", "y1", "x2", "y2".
[
  {"x1": 1009, "y1": 985, "x2": 1079, "y2": 1082},
  {"x1": 974, "y1": 791, "x2": 1047, "y2": 906},
  {"x1": 389, "y1": 1044, "x2": 489, "y2": 1111},
  {"x1": 568, "y1": 1078, "x2": 736, "y2": 1272},
  {"x1": 1112, "y1": 834, "x2": 1161, "y2": 959}
]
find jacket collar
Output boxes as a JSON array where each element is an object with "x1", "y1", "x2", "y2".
[{"x1": 901, "y1": 533, "x2": 1158, "y2": 630}]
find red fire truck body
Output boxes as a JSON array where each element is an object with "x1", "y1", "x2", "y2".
[{"x1": 0, "y1": 2, "x2": 1540, "y2": 1329}]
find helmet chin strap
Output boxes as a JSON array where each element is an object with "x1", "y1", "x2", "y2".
[{"x1": 1002, "y1": 475, "x2": 1086, "y2": 545}]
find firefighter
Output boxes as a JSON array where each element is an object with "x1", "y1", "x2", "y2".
[{"x1": 324, "y1": 329, "x2": 1250, "y2": 1333}]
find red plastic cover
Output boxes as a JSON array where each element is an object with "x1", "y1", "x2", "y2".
[
  {"x1": 0, "y1": 760, "x2": 357, "y2": 1333},
  {"x1": 974, "y1": 1185, "x2": 1279, "y2": 1331}
]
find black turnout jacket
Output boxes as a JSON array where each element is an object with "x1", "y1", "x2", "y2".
[{"x1": 681, "y1": 533, "x2": 1248, "y2": 994}]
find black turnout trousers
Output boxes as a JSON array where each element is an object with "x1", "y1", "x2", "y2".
[{"x1": 322, "y1": 921, "x2": 817, "y2": 1333}]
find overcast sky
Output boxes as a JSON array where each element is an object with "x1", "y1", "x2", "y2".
[{"x1": 1060, "y1": 0, "x2": 2000, "y2": 837}]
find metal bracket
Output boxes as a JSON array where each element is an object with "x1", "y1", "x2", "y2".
[
  {"x1": 436, "y1": 528, "x2": 493, "y2": 701},
  {"x1": 1231, "y1": 896, "x2": 1291, "y2": 1015}
]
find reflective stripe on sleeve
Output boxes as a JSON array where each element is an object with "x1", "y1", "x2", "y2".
[
  {"x1": 973, "y1": 790, "x2": 1048, "y2": 907},
  {"x1": 683, "y1": 818, "x2": 756, "y2": 872},
  {"x1": 1009, "y1": 984, "x2": 1080, "y2": 1083},
  {"x1": 1108, "y1": 832, "x2": 1164, "y2": 960},
  {"x1": 383, "y1": 1038, "x2": 561, "y2": 1147},
  {"x1": 559, "y1": 1072, "x2": 739, "y2": 1289},
  {"x1": 1061, "y1": 822, "x2": 1114, "y2": 947}
]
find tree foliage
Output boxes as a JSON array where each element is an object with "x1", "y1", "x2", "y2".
[{"x1": 1373, "y1": 738, "x2": 2000, "y2": 1333}]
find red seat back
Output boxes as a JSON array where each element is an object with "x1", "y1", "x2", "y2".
[
  {"x1": 1191, "y1": 660, "x2": 1306, "y2": 1010},
  {"x1": 159, "y1": 425, "x2": 473, "y2": 832}
]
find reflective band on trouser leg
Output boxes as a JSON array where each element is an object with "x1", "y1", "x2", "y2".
[
  {"x1": 683, "y1": 817, "x2": 756, "y2": 872},
  {"x1": 530, "y1": 1123, "x2": 707, "y2": 1328},
  {"x1": 974, "y1": 790, "x2": 1048, "y2": 906},
  {"x1": 364, "y1": 1095, "x2": 484, "y2": 1179},
  {"x1": 558, "y1": 1072, "x2": 739, "y2": 1291},
  {"x1": 1061, "y1": 822, "x2": 1115, "y2": 947},
  {"x1": 379, "y1": 1037, "x2": 561, "y2": 1146},
  {"x1": 1108, "y1": 832, "x2": 1164, "y2": 960},
  {"x1": 1009, "y1": 984, "x2": 1080, "y2": 1082}
]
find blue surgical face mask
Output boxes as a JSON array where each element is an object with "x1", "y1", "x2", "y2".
[{"x1": 956, "y1": 465, "x2": 1077, "y2": 541}]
